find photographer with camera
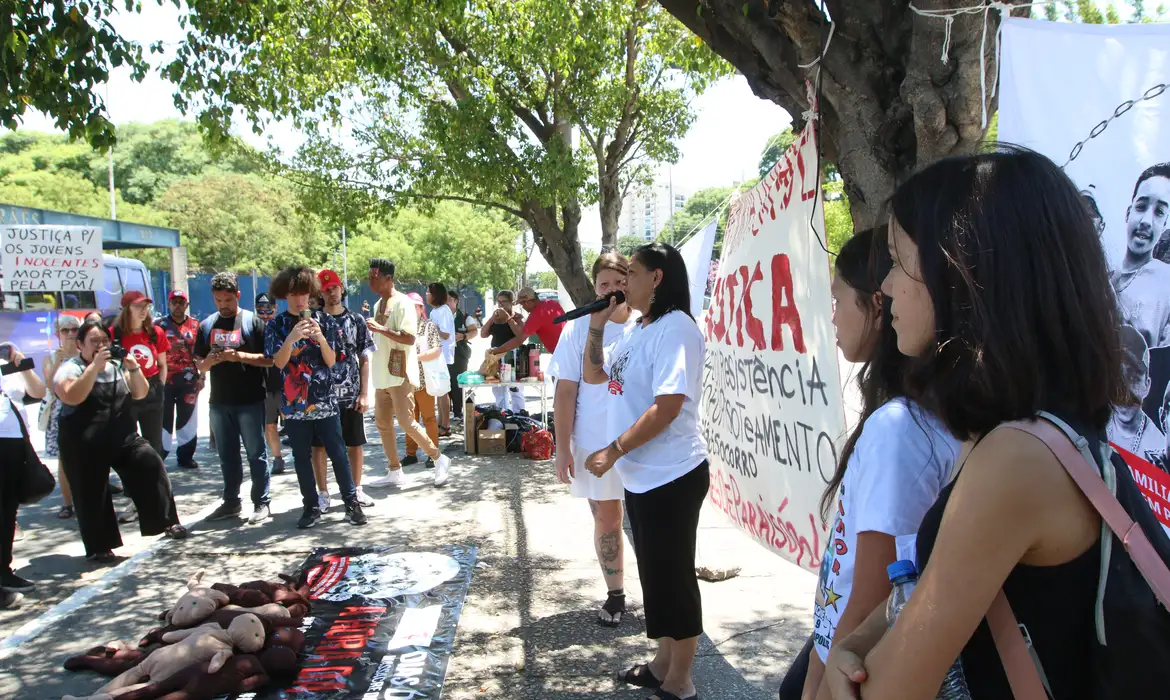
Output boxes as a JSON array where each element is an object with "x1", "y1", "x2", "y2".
[
  {"x1": 53, "y1": 320, "x2": 185, "y2": 564},
  {"x1": 0, "y1": 343, "x2": 47, "y2": 609}
]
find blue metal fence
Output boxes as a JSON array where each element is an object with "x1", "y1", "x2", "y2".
[{"x1": 151, "y1": 270, "x2": 485, "y2": 322}]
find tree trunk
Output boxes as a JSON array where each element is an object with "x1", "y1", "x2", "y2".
[
  {"x1": 598, "y1": 165, "x2": 622, "y2": 249},
  {"x1": 658, "y1": 0, "x2": 1027, "y2": 231},
  {"x1": 522, "y1": 199, "x2": 595, "y2": 306}
]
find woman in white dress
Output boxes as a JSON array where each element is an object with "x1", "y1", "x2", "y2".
[{"x1": 549, "y1": 251, "x2": 637, "y2": 626}]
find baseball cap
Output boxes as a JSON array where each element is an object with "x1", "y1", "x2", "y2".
[
  {"x1": 168, "y1": 290, "x2": 188, "y2": 302},
  {"x1": 255, "y1": 292, "x2": 275, "y2": 306},
  {"x1": 318, "y1": 269, "x2": 343, "y2": 291},
  {"x1": 121, "y1": 290, "x2": 152, "y2": 308}
]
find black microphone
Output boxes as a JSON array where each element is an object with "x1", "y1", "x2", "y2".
[{"x1": 553, "y1": 291, "x2": 625, "y2": 324}]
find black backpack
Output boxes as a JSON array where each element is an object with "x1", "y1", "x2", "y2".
[{"x1": 992, "y1": 413, "x2": 1170, "y2": 699}]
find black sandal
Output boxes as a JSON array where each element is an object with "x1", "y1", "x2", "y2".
[
  {"x1": 164, "y1": 525, "x2": 188, "y2": 540},
  {"x1": 57, "y1": 505, "x2": 74, "y2": 519},
  {"x1": 616, "y1": 663, "x2": 660, "y2": 689},
  {"x1": 598, "y1": 589, "x2": 626, "y2": 627}
]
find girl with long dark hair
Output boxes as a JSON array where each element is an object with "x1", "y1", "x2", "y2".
[
  {"x1": 111, "y1": 292, "x2": 170, "y2": 457},
  {"x1": 583, "y1": 242, "x2": 708, "y2": 700},
  {"x1": 823, "y1": 148, "x2": 1129, "y2": 699},
  {"x1": 779, "y1": 230, "x2": 959, "y2": 700}
]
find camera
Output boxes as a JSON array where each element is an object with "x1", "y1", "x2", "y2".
[{"x1": 108, "y1": 343, "x2": 128, "y2": 360}]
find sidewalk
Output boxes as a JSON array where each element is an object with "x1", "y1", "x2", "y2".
[{"x1": 0, "y1": 367, "x2": 816, "y2": 699}]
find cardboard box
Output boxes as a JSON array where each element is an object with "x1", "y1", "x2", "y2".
[{"x1": 478, "y1": 430, "x2": 507, "y2": 455}]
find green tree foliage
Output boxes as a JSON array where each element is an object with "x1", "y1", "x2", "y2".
[
  {"x1": 344, "y1": 202, "x2": 524, "y2": 292},
  {"x1": 530, "y1": 271, "x2": 559, "y2": 290},
  {"x1": 758, "y1": 130, "x2": 796, "y2": 179},
  {"x1": 0, "y1": 1, "x2": 173, "y2": 149},
  {"x1": 616, "y1": 235, "x2": 648, "y2": 256},
  {"x1": 163, "y1": 0, "x2": 728, "y2": 305}
]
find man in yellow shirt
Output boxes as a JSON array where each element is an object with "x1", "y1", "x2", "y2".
[{"x1": 364, "y1": 259, "x2": 451, "y2": 487}]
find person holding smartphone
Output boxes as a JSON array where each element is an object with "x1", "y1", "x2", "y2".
[
  {"x1": 0, "y1": 342, "x2": 47, "y2": 608},
  {"x1": 53, "y1": 321, "x2": 185, "y2": 564}
]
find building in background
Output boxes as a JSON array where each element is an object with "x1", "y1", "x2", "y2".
[{"x1": 619, "y1": 181, "x2": 691, "y2": 241}]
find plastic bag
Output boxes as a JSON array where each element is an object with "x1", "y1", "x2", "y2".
[{"x1": 423, "y1": 357, "x2": 451, "y2": 398}]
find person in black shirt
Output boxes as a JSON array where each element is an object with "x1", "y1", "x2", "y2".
[
  {"x1": 447, "y1": 290, "x2": 478, "y2": 421},
  {"x1": 195, "y1": 273, "x2": 274, "y2": 525},
  {"x1": 255, "y1": 293, "x2": 285, "y2": 474},
  {"x1": 480, "y1": 290, "x2": 524, "y2": 412}
]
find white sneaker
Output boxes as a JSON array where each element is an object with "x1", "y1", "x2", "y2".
[
  {"x1": 317, "y1": 491, "x2": 330, "y2": 513},
  {"x1": 355, "y1": 487, "x2": 374, "y2": 507},
  {"x1": 248, "y1": 504, "x2": 271, "y2": 524},
  {"x1": 433, "y1": 455, "x2": 451, "y2": 487},
  {"x1": 368, "y1": 469, "x2": 404, "y2": 488}
]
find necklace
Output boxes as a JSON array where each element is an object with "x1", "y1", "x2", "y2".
[{"x1": 1111, "y1": 412, "x2": 1146, "y2": 455}]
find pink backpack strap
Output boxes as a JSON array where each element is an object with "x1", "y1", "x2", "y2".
[
  {"x1": 1001, "y1": 418, "x2": 1170, "y2": 605},
  {"x1": 987, "y1": 591, "x2": 1049, "y2": 700}
]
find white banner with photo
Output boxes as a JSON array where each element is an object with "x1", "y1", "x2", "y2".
[
  {"x1": 999, "y1": 17, "x2": 1170, "y2": 532},
  {"x1": 700, "y1": 122, "x2": 846, "y2": 571}
]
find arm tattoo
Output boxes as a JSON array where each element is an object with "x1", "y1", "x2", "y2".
[{"x1": 586, "y1": 327, "x2": 605, "y2": 368}]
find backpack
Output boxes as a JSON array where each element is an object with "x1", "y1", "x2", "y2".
[{"x1": 990, "y1": 412, "x2": 1170, "y2": 700}]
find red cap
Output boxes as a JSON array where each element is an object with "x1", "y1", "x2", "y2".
[
  {"x1": 168, "y1": 290, "x2": 188, "y2": 301},
  {"x1": 121, "y1": 290, "x2": 152, "y2": 308},
  {"x1": 318, "y1": 269, "x2": 343, "y2": 291}
]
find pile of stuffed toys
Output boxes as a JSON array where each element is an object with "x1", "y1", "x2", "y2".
[{"x1": 61, "y1": 572, "x2": 311, "y2": 700}]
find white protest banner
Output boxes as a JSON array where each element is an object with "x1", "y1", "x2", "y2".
[
  {"x1": 701, "y1": 122, "x2": 844, "y2": 570},
  {"x1": 999, "y1": 18, "x2": 1170, "y2": 533},
  {"x1": 1, "y1": 225, "x2": 102, "y2": 292}
]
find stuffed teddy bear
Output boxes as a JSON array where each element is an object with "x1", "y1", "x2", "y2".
[
  {"x1": 62, "y1": 613, "x2": 266, "y2": 700},
  {"x1": 137, "y1": 609, "x2": 294, "y2": 650},
  {"x1": 76, "y1": 654, "x2": 270, "y2": 700},
  {"x1": 163, "y1": 573, "x2": 231, "y2": 628}
]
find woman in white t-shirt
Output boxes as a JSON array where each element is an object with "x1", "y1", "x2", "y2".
[
  {"x1": 549, "y1": 251, "x2": 637, "y2": 627},
  {"x1": 583, "y1": 242, "x2": 708, "y2": 700},
  {"x1": 779, "y1": 229, "x2": 959, "y2": 700}
]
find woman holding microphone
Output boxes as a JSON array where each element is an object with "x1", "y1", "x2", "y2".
[
  {"x1": 550, "y1": 251, "x2": 638, "y2": 627},
  {"x1": 583, "y1": 242, "x2": 708, "y2": 700}
]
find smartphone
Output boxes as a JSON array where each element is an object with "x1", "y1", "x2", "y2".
[
  {"x1": 0, "y1": 344, "x2": 10, "y2": 362},
  {"x1": 0, "y1": 357, "x2": 33, "y2": 375},
  {"x1": 300, "y1": 309, "x2": 312, "y2": 321}
]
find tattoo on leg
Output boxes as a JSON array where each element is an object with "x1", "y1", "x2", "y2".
[
  {"x1": 587, "y1": 327, "x2": 605, "y2": 368},
  {"x1": 599, "y1": 530, "x2": 622, "y2": 576}
]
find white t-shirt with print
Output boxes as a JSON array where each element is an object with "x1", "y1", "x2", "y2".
[
  {"x1": 812, "y1": 398, "x2": 961, "y2": 662},
  {"x1": 430, "y1": 304, "x2": 456, "y2": 365},
  {"x1": 604, "y1": 310, "x2": 707, "y2": 493},
  {"x1": 0, "y1": 363, "x2": 30, "y2": 438},
  {"x1": 549, "y1": 315, "x2": 637, "y2": 454}
]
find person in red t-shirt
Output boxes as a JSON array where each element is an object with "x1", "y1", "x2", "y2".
[
  {"x1": 111, "y1": 290, "x2": 171, "y2": 459},
  {"x1": 158, "y1": 290, "x2": 202, "y2": 469},
  {"x1": 490, "y1": 286, "x2": 566, "y2": 358}
]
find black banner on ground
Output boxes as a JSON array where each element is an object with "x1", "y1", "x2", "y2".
[{"x1": 239, "y1": 545, "x2": 476, "y2": 700}]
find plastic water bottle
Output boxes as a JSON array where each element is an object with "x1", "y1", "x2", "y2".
[{"x1": 885, "y1": 561, "x2": 972, "y2": 700}]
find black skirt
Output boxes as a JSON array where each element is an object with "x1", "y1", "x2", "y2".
[{"x1": 625, "y1": 460, "x2": 709, "y2": 640}]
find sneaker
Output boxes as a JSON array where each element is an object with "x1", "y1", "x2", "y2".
[
  {"x1": 367, "y1": 469, "x2": 404, "y2": 488},
  {"x1": 345, "y1": 502, "x2": 368, "y2": 526},
  {"x1": 0, "y1": 571, "x2": 35, "y2": 592},
  {"x1": 271, "y1": 457, "x2": 286, "y2": 475},
  {"x1": 206, "y1": 502, "x2": 243, "y2": 522},
  {"x1": 248, "y1": 505, "x2": 271, "y2": 525},
  {"x1": 317, "y1": 491, "x2": 331, "y2": 513},
  {"x1": 433, "y1": 455, "x2": 451, "y2": 487},
  {"x1": 297, "y1": 507, "x2": 321, "y2": 529},
  {"x1": 355, "y1": 487, "x2": 374, "y2": 508},
  {"x1": 178, "y1": 460, "x2": 199, "y2": 470},
  {"x1": 0, "y1": 589, "x2": 24, "y2": 610},
  {"x1": 401, "y1": 455, "x2": 419, "y2": 466}
]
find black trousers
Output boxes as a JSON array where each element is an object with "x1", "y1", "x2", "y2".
[
  {"x1": 162, "y1": 382, "x2": 198, "y2": 465},
  {"x1": 778, "y1": 635, "x2": 814, "y2": 700},
  {"x1": 60, "y1": 435, "x2": 179, "y2": 556},
  {"x1": 449, "y1": 352, "x2": 470, "y2": 418},
  {"x1": 0, "y1": 438, "x2": 24, "y2": 576},
  {"x1": 132, "y1": 377, "x2": 165, "y2": 457},
  {"x1": 625, "y1": 460, "x2": 710, "y2": 640}
]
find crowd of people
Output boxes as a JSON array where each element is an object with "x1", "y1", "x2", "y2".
[{"x1": 0, "y1": 146, "x2": 1164, "y2": 699}]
